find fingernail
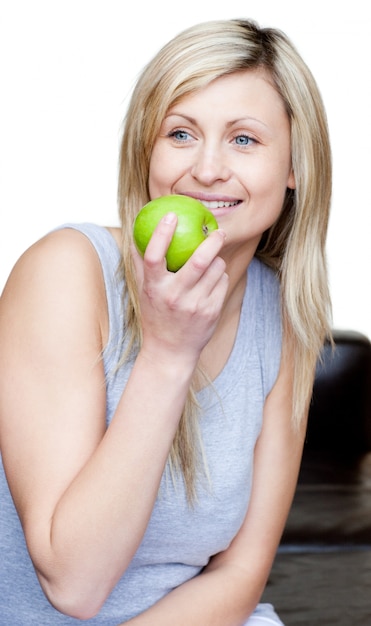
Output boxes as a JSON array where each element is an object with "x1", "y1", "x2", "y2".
[{"x1": 163, "y1": 212, "x2": 177, "y2": 224}]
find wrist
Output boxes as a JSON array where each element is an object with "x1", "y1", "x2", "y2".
[{"x1": 138, "y1": 342, "x2": 199, "y2": 383}]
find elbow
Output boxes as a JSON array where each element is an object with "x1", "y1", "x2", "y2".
[
  {"x1": 29, "y1": 539, "x2": 118, "y2": 619},
  {"x1": 47, "y1": 592, "x2": 104, "y2": 621},
  {"x1": 38, "y1": 576, "x2": 106, "y2": 621},
  {"x1": 27, "y1": 533, "x2": 114, "y2": 619}
]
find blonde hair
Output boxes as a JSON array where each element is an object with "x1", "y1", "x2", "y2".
[{"x1": 117, "y1": 19, "x2": 332, "y2": 499}]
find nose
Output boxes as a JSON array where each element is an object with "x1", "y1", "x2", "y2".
[{"x1": 190, "y1": 145, "x2": 231, "y2": 186}]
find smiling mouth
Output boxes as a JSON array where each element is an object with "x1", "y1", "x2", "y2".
[{"x1": 199, "y1": 200, "x2": 240, "y2": 210}]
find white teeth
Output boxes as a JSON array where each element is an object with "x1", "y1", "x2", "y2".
[{"x1": 201, "y1": 200, "x2": 239, "y2": 209}]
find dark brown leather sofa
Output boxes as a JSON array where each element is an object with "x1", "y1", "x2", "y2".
[{"x1": 262, "y1": 330, "x2": 371, "y2": 625}]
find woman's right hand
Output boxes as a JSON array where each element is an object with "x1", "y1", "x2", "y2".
[{"x1": 132, "y1": 211, "x2": 229, "y2": 368}]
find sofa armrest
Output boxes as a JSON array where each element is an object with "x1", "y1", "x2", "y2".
[
  {"x1": 282, "y1": 330, "x2": 371, "y2": 546},
  {"x1": 306, "y1": 329, "x2": 371, "y2": 453}
]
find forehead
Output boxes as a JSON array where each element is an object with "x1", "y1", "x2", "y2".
[{"x1": 166, "y1": 69, "x2": 288, "y2": 128}]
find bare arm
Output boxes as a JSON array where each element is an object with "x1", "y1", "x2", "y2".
[
  {"x1": 120, "y1": 341, "x2": 307, "y2": 626},
  {"x1": 0, "y1": 218, "x2": 228, "y2": 619}
]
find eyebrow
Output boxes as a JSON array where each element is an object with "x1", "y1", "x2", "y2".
[
  {"x1": 226, "y1": 117, "x2": 269, "y2": 129},
  {"x1": 164, "y1": 111, "x2": 269, "y2": 130},
  {"x1": 164, "y1": 112, "x2": 196, "y2": 124}
]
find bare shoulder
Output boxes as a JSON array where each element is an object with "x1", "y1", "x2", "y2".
[
  {"x1": 0, "y1": 228, "x2": 110, "y2": 531},
  {"x1": 0, "y1": 227, "x2": 109, "y2": 352},
  {"x1": 4, "y1": 227, "x2": 104, "y2": 286}
]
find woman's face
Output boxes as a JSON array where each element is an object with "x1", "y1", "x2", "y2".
[{"x1": 148, "y1": 69, "x2": 295, "y2": 259}]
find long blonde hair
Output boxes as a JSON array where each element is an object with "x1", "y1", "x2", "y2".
[{"x1": 117, "y1": 19, "x2": 332, "y2": 499}]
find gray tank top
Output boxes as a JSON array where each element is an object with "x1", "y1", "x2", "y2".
[{"x1": 0, "y1": 223, "x2": 283, "y2": 625}]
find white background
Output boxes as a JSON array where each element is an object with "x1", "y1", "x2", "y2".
[{"x1": 1, "y1": 0, "x2": 370, "y2": 339}]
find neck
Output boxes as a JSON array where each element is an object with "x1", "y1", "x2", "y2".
[
  {"x1": 221, "y1": 237, "x2": 260, "y2": 309},
  {"x1": 197, "y1": 242, "x2": 256, "y2": 382}
]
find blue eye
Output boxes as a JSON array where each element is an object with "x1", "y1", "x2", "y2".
[
  {"x1": 235, "y1": 134, "x2": 253, "y2": 146},
  {"x1": 169, "y1": 129, "x2": 191, "y2": 141}
]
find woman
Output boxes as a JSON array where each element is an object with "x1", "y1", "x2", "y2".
[{"x1": 0, "y1": 18, "x2": 332, "y2": 625}]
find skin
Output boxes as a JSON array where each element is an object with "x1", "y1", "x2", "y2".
[
  {"x1": 0, "y1": 69, "x2": 306, "y2": 624},
  {"x1": 149, "y1": 68, "x2": 295, "y2": 290}
]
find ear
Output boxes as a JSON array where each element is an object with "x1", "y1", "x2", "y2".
[{"x1": 287, "y1": 168, "x2": 296, "y2": 190}]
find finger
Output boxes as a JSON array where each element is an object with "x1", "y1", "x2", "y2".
[
  {"x1": 142, "y1": 213, "x2": 178, "y2": 274},
  {"x1": 178, "y1": 229, "x2": 226, "y2": 286},
  {"x1": 197, "y1": 255, "x2": 228, "y2": 297},
  {"x1": 188, "y1": 229, "x2": 226, "y2": 273},
  {"x1": 202, "y1": 266, "x2": 229, "y2": 323}
]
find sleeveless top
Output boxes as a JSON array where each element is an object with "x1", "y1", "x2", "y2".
[{"x1": 0, "y1": 223, "x2": 283, "y2": 625}]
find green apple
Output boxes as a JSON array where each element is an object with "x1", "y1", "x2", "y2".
[{"x1": 133, "y1": 195, "x2": 219, "y2": 272}]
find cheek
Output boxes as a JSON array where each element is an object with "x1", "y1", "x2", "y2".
[
  {"x1": 148, "y1": 170, "x2": 170, "y2": 201},
  {"x1": 148, "y1": 164, "x2": 160, "y2": 199},
  {"x1": 260, "y1": 157, "x2": 293, "y2": 201},
  {"x1": 148, "y1": 148, "x2": 161, "y2": 198},
  {"x1": 247, "y1": 164, "x2": 291, "y2": 228},
  {"x1": 148, "y1": 146, "x2": 176, "y2": 198},
  {"x1": 261, "y1": 179, "x2": 290, "y2": 223}
]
